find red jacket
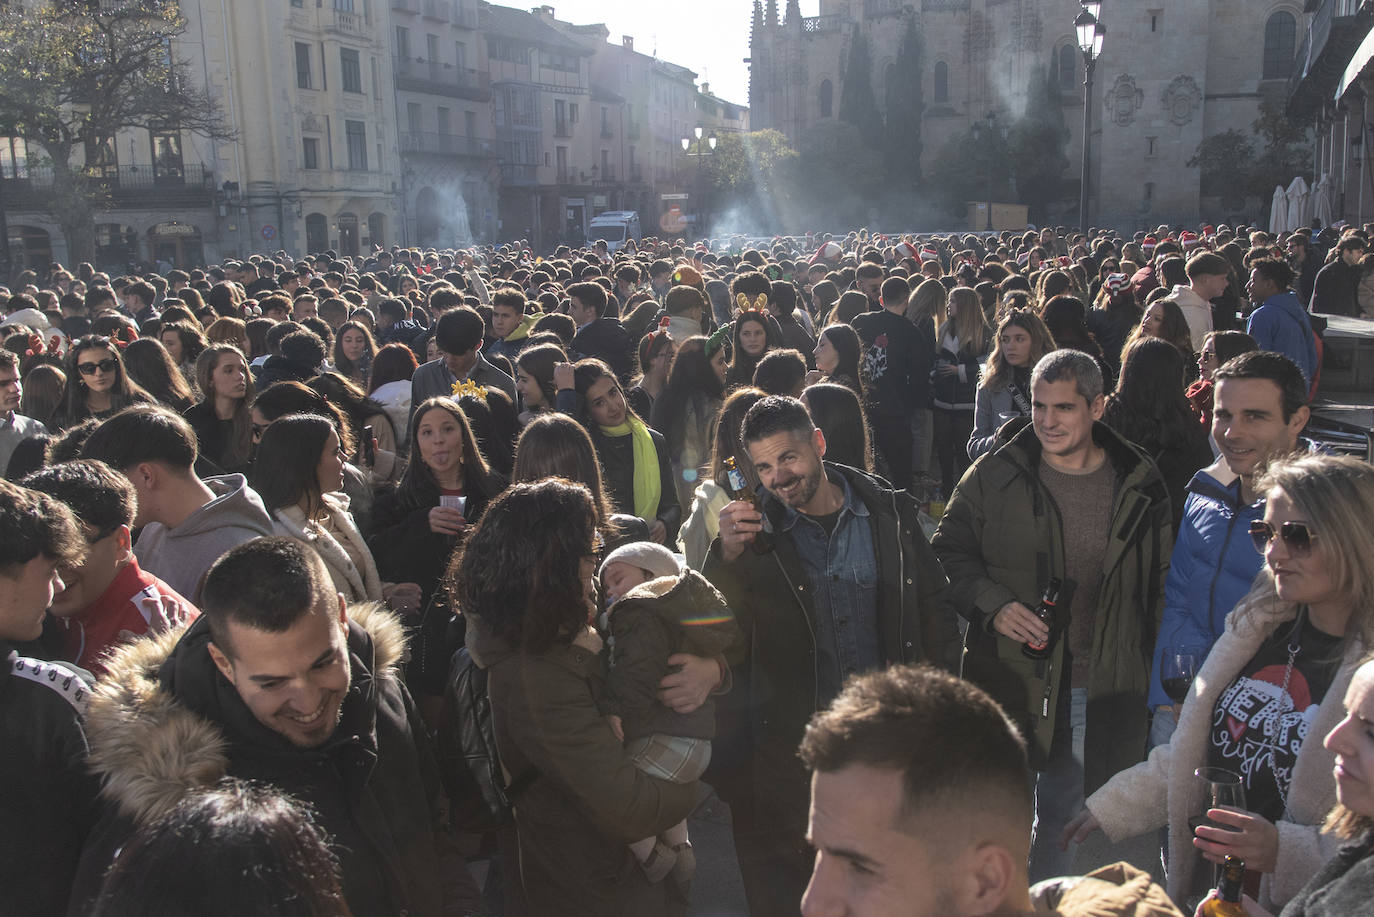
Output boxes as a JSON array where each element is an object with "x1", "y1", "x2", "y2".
[{"x1": 60, "y1": 559, "x2": 198, "y2": 677}]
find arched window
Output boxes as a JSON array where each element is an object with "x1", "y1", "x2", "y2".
[
  {"x1": 1057, "y1": 44, "x2": 1077, "y2": 91},
  {"x1": 934, "y1": 61, "x2": 948, "y2": 104},
  {"x1": 1263, "y1": 12, "x2": 1296, "y2": 81},
  {"x1": 819, "y1": 79, "x2": 833, "y2": 118}
]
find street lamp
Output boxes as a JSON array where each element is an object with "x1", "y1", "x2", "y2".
[
  {"x1": 971, "y1": 111, "x2": 1005, "y2": 231},
  {"x1": 681, "y1": 126, "x2": 717, "y2": 236},
  {"x1": 1076, "y1": 3, "x2": 1106, "y2": 233}
]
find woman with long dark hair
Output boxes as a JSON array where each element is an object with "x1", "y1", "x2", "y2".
[
  {"x1": 968, "y1": 310, "x2": 1055, "y2": 459},
  {"x1": 159, "y1": 320, "x2": 207, "y2": 380},
  {"x1": 456, "y1": 385, "x2": 520, "y2": 477},
  {"x1": 308, "y1": 370, "x2": 399, "y2": 481},
  {"x1": 512, "y1": 412, "x2": 624, "y2": 536},
  {"x1": 677, "y1": 387, "x2": 765, "y2": 570},
  {"x1": 802, "y1": 382, "x2": 873, "y2": 472},
  {"x1": 806, "y1": 323, "x2": 863, "y2": 396},
  {"x1": 123, "y1": 338, "x2": 197, "y2": 411},
  {"x1": 182, "y1": 344, "x2": 256, "y2": 474},
  {"x1": 626, "y1": 323, "x2": 675, "y2": 423},
  {"x1": 252, "y1": 413, "x2": 420, "y2": 611},
  {"x1": 724, "y1": 310, "x2": 779, "y2": 390},
  {"x1": 652, "y1": 335, "x2": 726, "y2": 513},
  {"x1": 53, "y1": 335, "x2": 152, "y2": 430},
  {"x1": 366, "y1": 342, "x2": 417, "y2": 451},
  {"x1": 1102, "y1": 338, "x2": 1213, "y2": 531},
  {"x1": 1123, "y1": 295, "x2": 1196, "y2": 378},
  {"x1": 451, "y1": 478, "x2": 698, "y2": 916},
  {"x1": 333, "y1": 320, "x2": 377, "y2": 387},
  {"x1": 514, "y1": 342, "x2": 566, "y2": 426},
  {"x1": 1087, "y1": 273, "x2": 1143, "y2": 375}
]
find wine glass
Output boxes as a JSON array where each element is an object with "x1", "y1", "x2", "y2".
[
  {"x1": 1193, "y1": 767, "x2": 1247, "y2": 887},
  {"x1": 1161, "y1": 645, "x2": 1206, "y2": 705}
]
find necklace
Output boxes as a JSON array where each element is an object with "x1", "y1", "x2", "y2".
[{"x1": 1263, "y1": 606, "x2": 1305, "y2": 815}]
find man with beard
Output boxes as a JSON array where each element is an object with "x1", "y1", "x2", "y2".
[
  {"x1": 71, "y1": 536, "x2": 450, "y2": 916},
  {"x1": 704, "y1": 395, "x2": 955, "y2": 917}
]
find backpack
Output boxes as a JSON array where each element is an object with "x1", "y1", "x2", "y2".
[{"x1": 437, "y1": 647, "x2": 538, "y2": 834}]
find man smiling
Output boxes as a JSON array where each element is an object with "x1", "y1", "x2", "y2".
[{"x1": 74, "y1": 537, "x2": 450, "y2": 916}]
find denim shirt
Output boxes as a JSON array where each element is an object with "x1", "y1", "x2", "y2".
[{"x1": 781, "y1": 470, "x2": 881, "y2": 703}]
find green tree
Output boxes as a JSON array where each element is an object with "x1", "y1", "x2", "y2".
[
  {"x1": 838, "y1": 33, "x2": 885, "y2": 143},
  {"x1": 884, "y1": 17, "x2": 925, "y2": 188},
  {"x1": 0, "y1": 0, "x2": 233, "y2": 263},
  {"x1": 1006, "y1": 68, "x2": 1071, "y2": 222},
  {"x1": 1188, "y1": 99, "x2": 1311, "y2": 206},
  {"x1": 1187, "y1": 129, "x2": 1257, "y2": 205},
  {"x1": 699, "y1": 129, "x2": 800, "y2": 233}
]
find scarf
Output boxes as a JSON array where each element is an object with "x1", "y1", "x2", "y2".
[{"x1": 599, "y1": 414, "x2": 661, "y2": 521}]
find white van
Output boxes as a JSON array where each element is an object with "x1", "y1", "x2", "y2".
[{"x1": 587, "y1": 211, "x2": 642, "y2": 252}]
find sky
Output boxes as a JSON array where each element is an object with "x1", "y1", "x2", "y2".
[{"x1": 536, "y1": 0, "x2": 822, "y2": 106}]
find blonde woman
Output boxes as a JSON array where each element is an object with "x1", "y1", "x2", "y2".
[
  {"x1": 967, "y1": 309, "x2": 1055, "y2": 460},
  {"x1": 1066, "y1": 454, "x2": 1374, "y2": 913},
  {"x1": 931, "y1": 286, "x2": 990, "y2": 495}
]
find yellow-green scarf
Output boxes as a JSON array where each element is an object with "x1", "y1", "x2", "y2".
[{"x1": 599, "y1": 414, "x2": 660, "y2": 521}]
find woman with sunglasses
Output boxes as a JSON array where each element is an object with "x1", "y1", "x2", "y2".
[
  {"x1": 1065, "y1": 454, "x2": 1374, "y2": 913},
  {"x1": 1186, "y1": 331, "x2": 1259, "y2": 429},
  {"x1": 53, "y1": 335, "x2": 152, "y2": 431}
]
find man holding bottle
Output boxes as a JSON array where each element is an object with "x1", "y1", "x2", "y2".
[{"x1": 932, "y1": 349, "x2": 1173, "y2": 882}]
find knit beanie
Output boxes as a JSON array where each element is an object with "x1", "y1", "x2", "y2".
[{"x1": 598, "y1": 541, "x2": 683, "y2": 581}]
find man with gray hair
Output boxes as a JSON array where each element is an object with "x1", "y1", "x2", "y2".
[{"x1": 932, "y1": 349, "x2": 1173, "y2": 882}]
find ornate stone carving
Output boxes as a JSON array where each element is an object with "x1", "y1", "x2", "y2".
[
  {"x1": 1105, "y1": 74, "x2": 1144, "y2": 127},
  {"x1": 301, "y1": 113, "x2": 322, "y2": 133},
  {"x1": 1161, "y1": 75, "x2": 1202, "y2": 126}
]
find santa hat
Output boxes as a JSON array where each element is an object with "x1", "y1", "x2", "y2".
[
  {"x1": 1142, "y1": 235, "x2": 1158, "y2": 252},
  {"x1": 920, "y1": 245, "x2": 939, "y2": 263},
  {"x1": 1016, "y1": 251, "x2": 1031, "y2": 266},
  {"x1": 1201, "y1": 225, "x2": 1216, "y2": 237},
  {"x1": 1180, "y1": 231, "x2": 1200, "y2": 248},
  {"x1": 1105, "y1": 273, "x2": 1128, "y2": 295},
  {"x1": 894, "y1": 241, "x2": 920, "y2": 261},
  {"x1": 810, "y1": 241, "x2": 843, "y2": 264}
]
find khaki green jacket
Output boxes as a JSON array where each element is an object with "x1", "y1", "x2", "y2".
[{"x1": 931, "y1": 421, "x2": 1172, "y2": 791}]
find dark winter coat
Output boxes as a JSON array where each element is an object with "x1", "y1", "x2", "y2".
[
  {"x1": 73, "y1": 606, "x2": 446, "y2": 917},
  {"x1": 1280, "y1": 834, "x2": 1374, "y2": 917},
  {"x1": 702, "y1": 462, "x2": 955, "y2": 835},
  {"x1": 601, "y1": 570, "x2": 740, "y2": 741},
  {"x1": 466, "y1": 620, "x2": 697, "y2": 917},
  {"x1": 572, "y1": 317, "x2": 636, "y2": 384},
  {"x1": 931, "y1": 421, "x2": 1172, "y2": 791},
  {"x1": 1, "y1": 647, "x2": 99, "y2": 917}
]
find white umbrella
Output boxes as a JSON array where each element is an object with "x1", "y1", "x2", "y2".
[
  {"x1": 1285, "y1": 175, "x2": 1311, "y2": 232},
  {"x1": 1313, "y1": 173, "x2": 1334, "y2": 229},
  {"x1": 1270, "y1": 185, "x2": 1288, "y2": 233}
]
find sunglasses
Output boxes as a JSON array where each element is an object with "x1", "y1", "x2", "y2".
[
  {"x1": 1249, "y1": 520, "x2": 1318, "y2": 557},
  {"x1": 77, "y1": 358, "x2": 118, "y2": 376}
]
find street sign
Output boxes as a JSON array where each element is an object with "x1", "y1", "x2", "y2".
[
  {"x1": 261, "y1": 224, "x2": 277, "y2": 241},
  {"x1": 660, "y1": 193, "x2": 689, "y2": 201}
]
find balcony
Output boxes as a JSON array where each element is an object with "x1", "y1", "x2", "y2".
[
  {"x1": 801, "y1": 14, "x2": 845, "y2": 33},
  {"x1": 422, "y1": 0, "x2": 449, "y2": 21},
  {"x1": 400, "y1": 131, "x2": 495, "y2": 158},
  {"x1": 1, "y1": 162, "x2": 216, "y2": 211},
  {"x1": 326, "y1": 9, "x2": 367, "y2": 36},
  {"x1": 501, "y1": 163, "x2": 538, "y2": 185},
  {"x1": 394, "y1": 59, "x2": 492, "y2": 101},
  {"x1": 1288, "y1": 0, "x2": 1369, "y2": 112}
]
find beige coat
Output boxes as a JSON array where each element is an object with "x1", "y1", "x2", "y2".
[
  {"x1": 1085, "y1": 582, "x2": 1360, "y2": 911},
  {"x1": 272, "y1": 493, "x2": 384, "y2": 602}
]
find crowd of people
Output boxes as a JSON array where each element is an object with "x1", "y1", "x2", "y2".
[{"x1": 0, "y1": 219, "x2": 1370, "y2": 917}]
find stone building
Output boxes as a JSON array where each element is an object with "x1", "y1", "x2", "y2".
[{"x1": 748, "y1": 0, "x2": 1304, "y2": 229}]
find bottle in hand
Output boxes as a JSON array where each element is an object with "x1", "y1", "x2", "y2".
[
  {"x1": 725, "y1": 456, "x2": 773, "y2": 555},
  {"x1": 1021, "y1": 578, "x2": 1063, "y2": 660},
  {"x1": 1200, "y1": 855, "x2": 1246, "y2": 916}
]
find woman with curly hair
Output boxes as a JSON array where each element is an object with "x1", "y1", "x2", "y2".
[
  {"x1": 159, "y1": 320, "x2": 208, "y2": 380},
  {"x1": 1102, "y1": 337, "x2": 1212, "y2": 530},
  {"x1": 1123, "y1": 295, "x2": 1198, "y2": 382},
  {"x1": 52, "y1": 334, "x2": 152, "y2": 430},
  {"x1": 451, "y1": 478, "x2": 700, "y2": 916}
]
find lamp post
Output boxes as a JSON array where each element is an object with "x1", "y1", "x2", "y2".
[
  {"x1": 1076, "y1": 2, "x2": 1105, "y2": 233},
  {"x1": 680, "y1": 125, "x2": 717, "y2": 237},
  {"x1": 970, "y1": 111, "x2": 1005, "y2": 231}
]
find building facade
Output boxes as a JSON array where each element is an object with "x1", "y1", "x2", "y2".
[{"x1": 748, "y1": 0, "x2": 1304, "y2": 230}]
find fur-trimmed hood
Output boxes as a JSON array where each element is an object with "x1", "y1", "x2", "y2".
[{"x1": 85, "y1": 602, "x2": 406, "y2": 825}]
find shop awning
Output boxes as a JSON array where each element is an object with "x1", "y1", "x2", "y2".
[{"x1": 1336, "y1": 25, "x2": 1374, "y2": 100}]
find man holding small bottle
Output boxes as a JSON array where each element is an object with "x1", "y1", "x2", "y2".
[{"x1": 932, "y1": 349, "x2": 1173, "y2": 882}]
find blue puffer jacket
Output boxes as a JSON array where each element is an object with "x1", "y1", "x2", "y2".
[
  {"x1": 1147, "y1": 457, "x2": 1264, "y2": 708},
  {"x1": 1246, "y1": 291, "x2": 1318, "y2": 386}
]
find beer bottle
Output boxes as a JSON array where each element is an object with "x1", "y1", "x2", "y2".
[
  {"x1": 724, "y1": 456, "x2": 773, "y2": 554},
  {"x1": 1200, "y1": 856, "x2": 1246, "y2": 917},
  {"x1": 1021, "y1": 578, "x2": 1063, "y2": 660}
]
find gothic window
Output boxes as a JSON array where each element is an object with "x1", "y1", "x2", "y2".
[
  {"x1": 1263, "y1": 12, "x2": 1296, "y2": 81},
  {"x1": 933, "y1": 61, "x2": 948, "y2": 104},
  {"x1": 819, "y1": 79, "x2": 833, "y2": 118},
  {"x1": 1057, "y1": 45, "x2": 1077, "y2": 91}
]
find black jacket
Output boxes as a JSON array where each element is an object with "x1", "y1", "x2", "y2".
[
  {"x1": 73, "y1": 607, "x2": 446, "y2": 917},
  {"x1": 702, "y1": 463, "x2": 954, "y2": 834},
  {"x1": 1311, "y1": 259, "x2": 1362, "y2": 317},
  {"x1": 572, "y1": 317, "x2": 636, "y2": 383},
  {"x1": 852, "y1": 308, "x2": 929, "y2": 417},
  {"x1": 1, "y1": 646, "x2": 99, "y2": 916},
  {"x1": 1282, "y1": 834, "x2": 1374, "y2": 917}
]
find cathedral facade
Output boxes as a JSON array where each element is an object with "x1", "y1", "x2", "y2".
[{"x1": 748, "y1": 0, "x2": 1304, "y2": 230}]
